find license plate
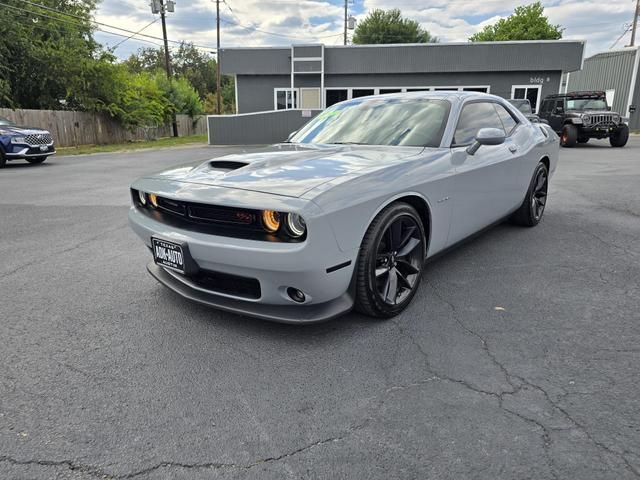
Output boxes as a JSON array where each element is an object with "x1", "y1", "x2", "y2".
[
  {"x1": 39, "y1": 145, "x2": 48, "y2": 151},
  {"x1": 152, "y1": 238, "x2": 185, "y2": 273}
]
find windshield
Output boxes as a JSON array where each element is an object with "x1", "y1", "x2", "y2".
[
  {"x1": 0, "y1": 117, "x2": 15, "y2": 126},
  {"x1": 290, "y1": 98, "x2": 451, "y2": 147},
  {"x1": 510, "y1": 100, "x2": 532, "y2": 114},
  {"x1": 566, "y1": 98, "x2": 607, "y2": 111}
]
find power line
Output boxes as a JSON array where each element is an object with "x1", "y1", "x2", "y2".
[
  {"x1": 12, "y1": 0, "x2": 216, "y2": 50},
  {"x1": 610, "y1": 24, "x2": 632, "y2": 49},
  {"x1": 0, "y1": 2, "x2": 163, "y2": 47},
  {"x1": 111, "y1": 18, "x2": 159, "y2": 50}
]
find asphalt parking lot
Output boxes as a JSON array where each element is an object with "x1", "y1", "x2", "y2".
[{"x1": 1, "y1": 138, "x2": 639, "y2": 479}]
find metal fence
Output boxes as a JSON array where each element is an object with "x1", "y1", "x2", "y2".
[
  {"x1": 0, "y1": 108, "x2": 206, "y2": 147},
  {"x1": 207, "y1": 110, "x2": 321, "y2": 145}
]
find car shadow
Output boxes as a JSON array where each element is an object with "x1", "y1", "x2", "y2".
[
  {"x1": 2, "y1": 162, "x2": 54, "y2": 169},
  {"x1": 162, "y1": 219, "x2": 528, "y2": 342}
]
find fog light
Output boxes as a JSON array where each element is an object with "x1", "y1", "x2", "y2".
[
  {"x1": 138, "y1": 190, "x2": 147, "y2": 205},
  {"x1": 287, "y1": 287, "x2": 306, "y2": 303}
]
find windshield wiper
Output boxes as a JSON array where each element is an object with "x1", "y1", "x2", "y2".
[{"x1": 331, "y1": 141, "x2": 368, "y2": 145}]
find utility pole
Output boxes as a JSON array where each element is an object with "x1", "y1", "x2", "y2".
[
  {"x1": 344, "y1": 0, "x2": 348, "y2": 45},
  {"x1": 216, "y1": 0, "x2": 222, "y2": 114},
  {"x1": 157, "y1": 0, "x2": 178, "y2": 137},
  {"x1": 631, "y1": 0, "x2": 640, "y2": 46}
]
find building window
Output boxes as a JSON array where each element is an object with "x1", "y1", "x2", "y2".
[
  {"x1": 274, "y1": 88, "x2": 298, "y2": 110},
  {"x1": 352, "y1": 88, "x2": 375, "y2": 98},
  {"x1": 300, "y1": 88, "x2": 321, "y2": 109},
  {"x1": 605, "y1": 89, "x2": 615, "y2": 108},
  {"x1": 463, "y1": 87, "x2": 490, "y2": 93},
  {"x1": 511, "y1": 85, "x2": 542, "y2": 113},
  {"x1": 379, "y1": 88, "x2": 402, "y2": 94},
  {"x1": 326, "y1": 89, "x2": 348, "y2": 107}
]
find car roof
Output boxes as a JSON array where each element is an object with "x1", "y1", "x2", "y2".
[{"x1": 337, "y1": 90, "x2": 507, "y2": 107}]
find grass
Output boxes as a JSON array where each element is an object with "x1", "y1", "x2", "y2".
[{"x1": 57, "y1": 134, "x2": 208, "y2": 156}]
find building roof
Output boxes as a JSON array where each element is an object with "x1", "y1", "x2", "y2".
[{"x1": 220, "y1": 40, "x2": 585, "y2": 76}]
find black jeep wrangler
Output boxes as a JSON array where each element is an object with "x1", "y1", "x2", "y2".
[{"x1": 539, "y1": 91, "x2": 629, "y2": 148}]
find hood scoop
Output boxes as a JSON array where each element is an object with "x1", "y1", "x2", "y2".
[{"x1": 209, "y1": 160, "x2": 249, "y2": 172}]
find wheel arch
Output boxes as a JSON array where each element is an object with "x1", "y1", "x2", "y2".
[
  {"x1": 368, "y1": 193, "x2": 433, "y2": 257},
  {"x1": 539, "y1": 156, "x2": 550, "y2": 172}
]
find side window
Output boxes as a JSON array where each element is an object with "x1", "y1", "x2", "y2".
[
  {"x1": 540, "y1": 99, "x2": 551, "y2": 114},
  {"x1": 493, "y1": 104, "x2": 518, "y2": 135},
  {"x1": 555, "y1": 100, "x2": 564, "y2": 112},
  {"x1": 453, "y1": 102, "x2": 505, "y2": 146}
]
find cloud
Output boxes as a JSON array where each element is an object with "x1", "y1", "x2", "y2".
[{"x1": 95, "y1": 0, "x2": 637, "y2": 59}]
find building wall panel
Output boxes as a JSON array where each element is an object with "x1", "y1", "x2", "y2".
[{"x1": 208, "y1": 110, "x2": 320, "y2": 145}]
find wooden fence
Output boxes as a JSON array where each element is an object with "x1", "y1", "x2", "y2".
[{"x1": 0, "y1": 108, "x2": 207, "y2": 147}]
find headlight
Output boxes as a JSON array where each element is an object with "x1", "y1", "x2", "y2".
[
  {"x1": 285, "y1": 213, "x2": 306, "y2": 238},
  {"x1": 582, "y1": 115, "x2": 590, "y2": 124},
  {"x1": 10, "y1": 136, "x2": 26, "y2": 144},
  {"x1": 261, "y1": 210, "x2": 281, "y2": 233},
  {"x1": 138, "y1": 190, "x2": 147, "y2": 205},
  {"x1": 148, "y1": 193, "x2": 158, "y2": 208}
]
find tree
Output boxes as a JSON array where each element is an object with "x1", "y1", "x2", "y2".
[
  {"x1": 469, "y1": 2, "x2": 563, "y2": 42},
  {"x1": 352, "y1": 9, "x2": 438, "y2": 45},
  {"x1": 125, "y1": 43, "x2": 217, "y2": 100},
  {"x1": 0, "y1": 0, "x2": 101, "y2": 109},
  {"x1": 155, "y1": 73, "x2": 204, "y2": 118}
]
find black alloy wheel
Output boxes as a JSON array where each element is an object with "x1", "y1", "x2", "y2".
[
  {"x1": 531, "y1": 167, "x2": 548, "y2": 222},
  {"x1": 355, "y1": 203, "x2": 426, "y2": 318},
  {"x1": 511, "y1": 162, "x2": 549, "y2": 227}
]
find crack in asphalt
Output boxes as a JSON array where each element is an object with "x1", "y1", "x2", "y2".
[
  {"x1": 0, "y1": 435, "x2": 350, "y2": 479},
  {"x1": 404, "y1": 279, "x2": 640, "y2": 479}
]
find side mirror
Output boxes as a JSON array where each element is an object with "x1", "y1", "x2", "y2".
[
  {"x1": 607, "y1": 106, "x2": 612, "y2": 111},
  {"x1": 466, "y1": 128, "x2": 505, "y2": 155}
]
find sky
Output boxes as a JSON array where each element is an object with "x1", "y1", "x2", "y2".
[{"x1": 94, "y1": 0, "x2": 639, "y2": 60}]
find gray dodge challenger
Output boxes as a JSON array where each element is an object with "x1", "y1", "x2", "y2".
[{"x1": 129, "y1": 92, "x2": 558, "y2": 323}]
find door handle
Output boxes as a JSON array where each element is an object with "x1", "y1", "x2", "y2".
[{"x1": 508, "y1": 145, "x2": 518, "y2": 153}]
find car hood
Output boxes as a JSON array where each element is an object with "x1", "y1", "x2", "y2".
[
  {"x1": 0, "y1": 125, "x2": 50, "y2": 135},
  {"x1": 146, "y1": 143, "x2": 424, "y2": 198},
  {"x1": 566, "y1": 109, "x2": 616, "y2": 116}
]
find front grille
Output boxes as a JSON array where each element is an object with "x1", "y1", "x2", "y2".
[
  {"x1": 132, "y1": 190, "x2": 305, "y2": 243},
  {"x1": 155, "y1": 197, "x2": 261, "y2": 228},
  {"x1": 586, "y1": 114, "x2": 615, "y2": 126},
  {"x1": 24, "y1": 133, "x2": 53, "y2": 145},
  {"x1": 26, "y1": 145, "x2": 55, "y2": 155},
  {"x1": 190, "y1": 269, "x2": 261, "y2": 299}
]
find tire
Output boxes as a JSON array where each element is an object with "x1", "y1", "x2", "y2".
[
  {"x1": 511, "y1": 162, "x2": 549, "y2": 227},
  {"x1": 0, "y1": 148, "x2": 6, "y2": 168},
  {"x1": 560, "y1": 124, "x2": 578, "y2": 147},
  {"x1": 610, "y1": 125, "x2": 629, "y2": 148},
  {"x1": 26, "y1": 156, "x2": 47, "y2": 164},
  {"x1": 354, "y1": 202, "x2": 426, "y2": 318},
  {"x1": 577, "y1": 137, "x2": 589, "y2": 144}
]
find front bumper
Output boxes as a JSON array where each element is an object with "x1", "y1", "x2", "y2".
[
  {"x1": 6, "y1": 143, "x2": 56, "y2": 158},
  {"x1": 129, "y1": 206, "x2": 358, "y2": 323},
  {"x1": 147, "y1": 262, "x2": 354, "y2": 323},
  {"x1": 579, "y1": 124, "x2": 624, "y2": 137}
]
